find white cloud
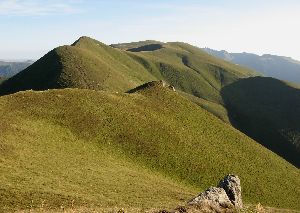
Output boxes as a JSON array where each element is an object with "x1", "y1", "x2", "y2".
[{"x1": 0, "y1": 0, "x2": 81, "y2": 16}]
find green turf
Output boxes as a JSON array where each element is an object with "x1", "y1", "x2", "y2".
[
  {"x1": 0, "y1": 37, "x2": 156, "y2": 96},
  {"x1": 114, "y1": 41, "x2": 258, "y2": 103},
  {"x1": 113, "y1": 40, "x2": 259, "y2": 122},
  {"x1": 113, "y1": 40, "x2": 300, "y2": 166},
  {"x1": 0, "y1": 84, "x2": 299, "y2": 212}
]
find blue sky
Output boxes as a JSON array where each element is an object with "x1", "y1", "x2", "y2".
[{"x1": 1, "y1": 0, "x2": 300, "y2": 60}]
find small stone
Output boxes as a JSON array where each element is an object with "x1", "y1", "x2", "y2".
[{"x1": 169, "y1": 85, "x2": 176, "y2": 91}]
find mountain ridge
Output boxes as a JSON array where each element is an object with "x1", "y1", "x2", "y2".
[
  {"x1": 1, "y1": 36, "x2": 299, "y2": 168},
  {"x1": 203, "y1": 48, "x2": 300, "y2": 84}
]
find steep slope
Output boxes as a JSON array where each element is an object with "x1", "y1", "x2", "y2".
[
  {"x1": 113, "y1": 41, "x2": 258, "y2": 104},
  {"x1": 0, "y1": 83, "x2": 299, "y2": 211},
  {"x1": 0, "y1": 60, "x2": 33, "y2": 78},
  {"x1": 111, "y1": 41, "x2": 259, "y2": 122},
  {"x1": 119, "y1": 42, "x2": 300, "y2": 167},
  {"x1": 0, "y1": 37, "x2": 156, "y2": 96},
  {"x1": 222, "y1": 77, "x2": 300, "y2": 167},
  {"x1": 203, "y1": 48, "x2": 300, "y2": 84}
]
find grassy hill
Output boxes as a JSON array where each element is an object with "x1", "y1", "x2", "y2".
[
  {"x1": 1, "y1": 36, "x2": 300, "y2": 167},
  {"x1": 0, "y1": 37, "x2": 258, "y2": 122},
  {"x1": 0, "y1": 83, "x2": 299, "y2": 212},
  {"x1": 113, "y1": 40, "x2": 258, "y2": 122},
  {"x1": 222, "y1": 77, "x2": 300, "y2": 167},
  {"x1": 0, "y1": 37, "x2": 156, "y2": 96},
  {"x1": 113, "y1": 41, "x2": 258, "y2": 104}
]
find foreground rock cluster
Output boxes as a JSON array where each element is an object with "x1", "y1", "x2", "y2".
[{"x1": 160, "y1": 174, "x2": 242, "y2": 213}]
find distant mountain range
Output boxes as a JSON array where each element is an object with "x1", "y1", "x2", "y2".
[
  {"x1": 0, "y1": 60, "x2": 34, "y2": 78},
  {"x1": 203, "y1": 48, "x2": 300, "y2": 84}
]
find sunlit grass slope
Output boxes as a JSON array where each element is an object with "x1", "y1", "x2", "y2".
[
  {"x1": 113, "y1": 41, "x2": 258, "y2": 104},
  {"x1": 1, "y1": 37, "x2": 258, "y2": 122},
  {"x1": 0, "y1": 37, "x2": 156, "y2": 96},
  {"x1": 0, "y1": 83, "x2": 299, "y2": 211},
  {"x1": 114, "y1": 41, "x2": 300, "y2": 167}
]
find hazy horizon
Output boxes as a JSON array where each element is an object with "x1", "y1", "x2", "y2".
[{"x1": 1, "y1": 0, "x2": 300, "y2": 61}]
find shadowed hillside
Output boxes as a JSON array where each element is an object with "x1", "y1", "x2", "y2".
[
  {"x1": 127, "y1": 44, "x2": 163, "y2": 52},
  {"x1": 0, "y1": 77, "x2": 5, "y2": 84},
  {"x1": 221, "y1": 77, "x2": 300, "y2": 167},
  {"x1": 1, "y1": 83, "x2": 300, "y2": 212}
]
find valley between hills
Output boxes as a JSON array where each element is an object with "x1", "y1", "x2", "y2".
[{"x1": 0, "y1": 37, "x2": 299, "y2": 212}]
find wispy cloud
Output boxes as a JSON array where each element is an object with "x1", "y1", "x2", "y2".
[{"x1": 0, "y1": 0, "x2": 82, "y2": 16}]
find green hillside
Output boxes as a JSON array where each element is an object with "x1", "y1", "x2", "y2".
[
  {"x1": 113, "y1": 41, "x2": 258, "y2": 104},
  {"x1": 113, "y1": 41, "x2": 300, "y2": 166},
  {"x1": 0, "y1": 37, "x2": 257, "y2": 121},
  {"x1": 1, "y1": 83, "x2": 299, "y2": 212},
  {"x1": 0, "y1": 37, "x2": 156, "y2": 96},
  {"x1": 1, "y1": 37, "x2": 299, "y2": 167},
  {"x1": 222, "y1": 77, "x2": 300, "y2": 167}
]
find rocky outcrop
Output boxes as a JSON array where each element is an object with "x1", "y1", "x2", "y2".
[
  {"x1": 187, "y1": 174, "x2": 242, "y2": 212},
  {"x1": 127, "y1": 80, "x2": 176, "y2": 93},
  {"x1": 188, "y1": 187, "x2": 233, "y2": 210},
  {"x1": 218, "y1": 175, "x2": 242, "y2": 208},
  {"x1": 168, "y1": 85, "x2": 176, "y2": 91}
]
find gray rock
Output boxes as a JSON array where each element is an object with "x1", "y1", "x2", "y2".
[
  {"x1": 218, "y1": 174, "x2": 243, "y2": 208},
  {"x1": 160, "y1": 80, "x2": 167, "y2": 87},
  {"x1": 188, "y1": 187, "x2": 233, "y2": 210},
  {"x1": 169, "y1": 85, "x2": 176, "y2": 91},
  {"x1": 187, "y1": 174, "x2": 243, "y2": 212}
]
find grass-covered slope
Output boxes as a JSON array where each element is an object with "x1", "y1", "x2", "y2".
[
  {"x1": 112, "y1": 40, "x2": 258, "y2": 121},
  {"x1": 0, "y1": 83, "x2": 299, "y2": 211},
  {"x1": 222, "y1": 77, "x2": 300, "y2": 167},
  {"x1": 113, "y1": 41, "x2": 258, "y2": 104},
  {"x1": 0, "y1": 37, "x2": 156, "y2": 96},
  {"x1": 0, "y1": 37, "x2": 258, "y2": 122},
  {"x1": 113, "y1": 41, "x2": 300, "y2": 167}
]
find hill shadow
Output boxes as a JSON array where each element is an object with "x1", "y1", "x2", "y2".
[
  {"x1": 0, "y1": 50, "x2": 63, "y2": 96},
  {"x1": 127, "y1": 44, "x2": 163, "y2": 52},
  {"x1": 221, "y1": 77, "x2": 300, "y2": 167}
]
